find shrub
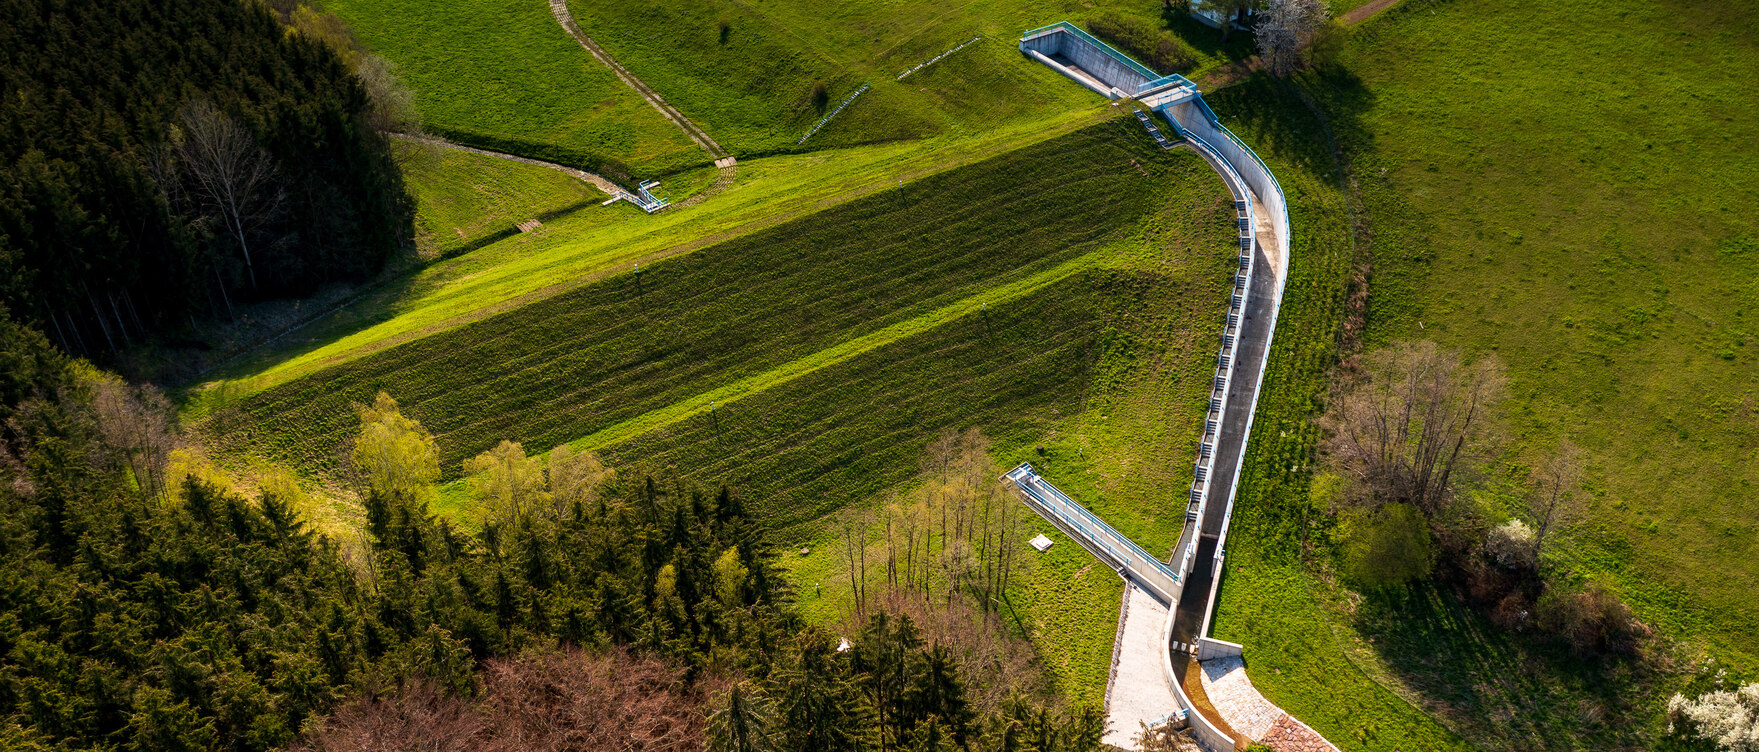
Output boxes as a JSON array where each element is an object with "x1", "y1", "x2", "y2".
[
  {"x1": 1085, "y1": 16, "x2": 1198, "y2": 74},
  {"x1": 1489, "y1": 592, "x2": 1533, "y2": 632},
  {"x1": 811, "y1": 81, "x2": 831, "y2": 112},
  {"x1": 1537, "y1": 583, "x2": 1650, "y2": 658},
  {"x1": 1484, "y1": 519, "x2": 1538, "y2": 570}
]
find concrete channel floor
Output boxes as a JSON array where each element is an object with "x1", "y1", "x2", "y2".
[{"x1": 1169, "y1": 184, "x2": 1281, "y2": 651}]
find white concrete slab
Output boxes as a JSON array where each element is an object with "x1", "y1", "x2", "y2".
[{"x1": 1103, "y1": 584, "x2": 1181, "y2": 750}]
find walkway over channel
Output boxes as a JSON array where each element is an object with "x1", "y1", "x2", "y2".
[
  {"x1": 1019, "y1": 21, "x2": 1304, "y2": 752},
  {"x1": 1003, "y1": 464, "x2": 1182, "y2": 605}
]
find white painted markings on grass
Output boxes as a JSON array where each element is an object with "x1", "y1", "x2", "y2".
[{"x1": 897, "y1": 36, "x2": 983, "y2": 80}]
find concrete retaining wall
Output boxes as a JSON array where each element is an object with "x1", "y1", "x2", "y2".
[
  {"x1": 1162, "y1": 100, "x2": 1290, "y2": 267},
  {"x1": 1020, "y1": 24, "x2": 1153, "y2": 94},
  {"x1": 1197, "y1": 637, "x2": 1244, "y2": 661},
  {"x1": 1161, "y1": 610, "x2": 1238, "y2": 752}
]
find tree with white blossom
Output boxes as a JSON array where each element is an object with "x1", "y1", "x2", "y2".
[
  {"x1": 1670, "y1": 683, "x2": 1759, "y2": 751},
  {"x1": 1256, "y1": 0, "x2": 1329, "y2": 76}
]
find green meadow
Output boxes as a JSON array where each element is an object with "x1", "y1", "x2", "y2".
[
  {"x1": 320, "y1": 0, "x2": 704, "y2": 179},
  {"x1": 181, "y1": 0, "x2": 1759, "y2": 745},
  {"x1": 202, "y1": 118, "x2": 1241, "y2": 704},
  {"x1": 1203, "y1": 0, "x2": 1759, "y2": 748},
  {"x1": 185, "y1": 107, "x2": 1113, "y2": 413},
  {"x1": 1332, "y1": 0, "x2": 1759, "y2": 670}
]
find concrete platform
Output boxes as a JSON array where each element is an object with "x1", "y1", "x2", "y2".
[{"x1": 1104, "y1": 584, "x2": 1182, "y2": 749}]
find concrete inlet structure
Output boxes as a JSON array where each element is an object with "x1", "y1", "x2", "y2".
[{"x1": 1016, "y1": 22, "x2": 1325, "y2": 752}]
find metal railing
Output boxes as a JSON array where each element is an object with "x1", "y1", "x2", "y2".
[
  {"x1": 797, "y1": 83, "x2": 870, "y2": 145},
  {"x1": 1004, "y1": 464, "x2": 1182, "y2": 590},
  {"x1": 1019, "y1": 22, "x2": 1159, "y2": 82},
  {"x1": 1154, "y1": 117, "x2": 1257, "y2": 579}
]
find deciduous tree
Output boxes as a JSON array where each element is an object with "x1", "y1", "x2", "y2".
[
  {"x1": 175, "y1": 100, "x2": 284, "y2": 291},
  {"x1": 1669, "y1": 683, "x2": 1759, "y2": 752},
  {"x1": 1256, "y1": 0, "x2": 1329, "y2": 76},
  {"x1": 466, "y1": 440, "x2": 548, "y2": 532},
  {"x1": 1318, "y1": 341, "x2": 1506, "y2": 519},
  {"x1": 353, "y1": 391, "x2": 439, "y2": 502},
  {"x1": 1528, "y1": 440, "x2": 1586, "y2": 557}
]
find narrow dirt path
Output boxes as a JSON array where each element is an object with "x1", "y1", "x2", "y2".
[
  {"x1": 393, "y1": 133, "x2": 636, "y2": 200},
  {"x1": 547, "y1": 0, "x2": 724, "y2": 158},
  {"x1": 1339, "y1": 0, "x2": 1403, "y2": 26},
  {"x1": 547, "y1": 0, "x2": 739, "y2": 205}
]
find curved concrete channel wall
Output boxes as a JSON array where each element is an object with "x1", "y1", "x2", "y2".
[{"x1": 1020, "y1": 25, "x2": 1293, "y2": 752}]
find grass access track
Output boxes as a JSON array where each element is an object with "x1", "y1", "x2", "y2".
[
  {"x1": 223, "y1": 122, "x2": 1179, "y2": 481},
  {"x1": 399, "y1": 144, "x2": 606, "y2": 260},
  {"x1": 320, "y1": 0, "x2": 703, "y2": 180}
]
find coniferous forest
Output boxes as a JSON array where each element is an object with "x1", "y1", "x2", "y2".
[
  {"x1": 0, "y1": 312, "x2": 1103, "y2": 751},
  {"x1": 0, "y1": 0, "x2": 412, "y2": 356}
]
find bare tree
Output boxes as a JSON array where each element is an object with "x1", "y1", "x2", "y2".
[
  {"x1": 1318, "y1": 341, "x2": 1506, "y2": 518},
  {"x1": 1528, "y1": 440, "x2": 1586, "y2": 556},
  {"x1": 1256, "y1": 0, "x2": 1329, "y2": 76},
  {"x1": 176, "y1": 100, "x2": 282, "y2": 291},
  {"x1": 837, "y1": 507, "x2": 869, "y2": 615},
  {"x1": 88, "y1": 375, "x2": 175, "y2": 502},
  {"x1": 355, "y1": 54, "x2": 421, "y2": 134}
]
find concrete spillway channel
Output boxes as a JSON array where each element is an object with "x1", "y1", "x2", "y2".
[{"x1": 1010, "y1": 22, "x2": 1326, "y2": 752}]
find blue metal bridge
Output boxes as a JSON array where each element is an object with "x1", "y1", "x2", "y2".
[{"x1": 1003, "y1": 464, "x2": 1183, "y2": 605}]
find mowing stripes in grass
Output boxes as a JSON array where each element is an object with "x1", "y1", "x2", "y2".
[
  {"x1": 225, "y1": 122, "x2": 1187, "y2": 478},
  {"x1": 566, "y1": 253, "x2": 1104, "y2": 455}
]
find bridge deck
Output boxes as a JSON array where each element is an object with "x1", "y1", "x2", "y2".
[{"x1": 1004, "y1": 464, "x2": 1183, "y2": 605}]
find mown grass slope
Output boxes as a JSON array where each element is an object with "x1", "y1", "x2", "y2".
[
  {"x1": 587, "y1": 136, "x2": 1242, "y2": 706},
  {"x1": 562, "y1": 0, "x2": 1254, "y2": 154},
  {"x1": 205, "y1": 118, "x2": 1242, "y2": 703},
  {"x1": 400, "y1": 144, "x2": 606, "y2": 260},
  {"x1": 220, "y1": 122, "x2": 1177, "y2": 479},
  {"x1": 321, "y1": 0, "x2": 703, "y2": 180},
  {"x1": 184, "y1": 107, "x2": 1111, "y2": 408}
]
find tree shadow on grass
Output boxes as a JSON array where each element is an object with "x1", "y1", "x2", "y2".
[
  {"x1": 1352, "y1": 582, "x2": 1676, "y2": 751},
  {"x1": 1159, "y1": 6, "x2": 1258, "y2": 63},
  {"x1": 1202, "y1": 67, "x2": 1377, "y2": 191}
]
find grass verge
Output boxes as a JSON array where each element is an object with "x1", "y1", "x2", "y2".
[{"x1": 400, "y1": 143, "x2": 607, "y2": 260}]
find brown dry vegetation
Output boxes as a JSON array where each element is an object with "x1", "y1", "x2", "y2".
[{"x1": 296, "y1": 648, "x2": 716, "y2": 752}]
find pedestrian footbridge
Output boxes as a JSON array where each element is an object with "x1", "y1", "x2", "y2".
[{"x1": 1003, "y1": 464, "x2": 1183, "y2": 605}]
